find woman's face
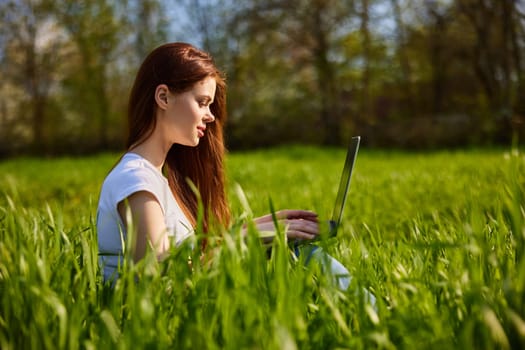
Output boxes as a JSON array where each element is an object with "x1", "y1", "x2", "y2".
[{"x1": 160, "y1": 76, "x2": 217, "y2": 147}]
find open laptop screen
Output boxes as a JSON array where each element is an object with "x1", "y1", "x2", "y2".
[{"x1": 329, "y1": 136, "x2": 360, "y2": 235}]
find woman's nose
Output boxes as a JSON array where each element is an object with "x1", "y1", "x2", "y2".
[{"x1": 204, "y1": 110, "x2": 215, "y2": 123}]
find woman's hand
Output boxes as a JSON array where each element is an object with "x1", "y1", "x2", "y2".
[{"x1": 250, "y1": 209, "x2": 320, "y2": 243}]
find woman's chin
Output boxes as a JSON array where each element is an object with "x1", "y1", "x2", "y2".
[{"x1": 173, "y1": 139, "x2": 200, "y2": 147}]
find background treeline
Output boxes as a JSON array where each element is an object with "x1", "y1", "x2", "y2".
[{"x1": 0, "y1": 0, "x2": 524, "y2": 156}]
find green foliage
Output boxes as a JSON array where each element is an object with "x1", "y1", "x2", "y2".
[
  {"x1": 0, "y1": 147, "x2": 524, "y2": 349},
  {"x1": 2, "y1": 1, "x2": 525, "y2": 153}
]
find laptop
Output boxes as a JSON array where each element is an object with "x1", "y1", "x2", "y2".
[
  {"x1": 260, "y1": 136, "x2": 361, "y2": 246},
  {"x1": 325, "y1": 135, "x2": 361, "y2": 238}
]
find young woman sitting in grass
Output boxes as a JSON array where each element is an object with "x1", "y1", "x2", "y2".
[{"x1": 96, "y1": 43, "x2": 368, "y2": 299}]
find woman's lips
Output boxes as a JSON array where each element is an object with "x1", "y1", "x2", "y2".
[{"x1": 197, "y1": 126, "x2": 206, "y2": 137}]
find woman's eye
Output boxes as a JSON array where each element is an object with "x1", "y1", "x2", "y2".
[{"x1": 197, "y1": 98, "x2": 212, "y2": 108}]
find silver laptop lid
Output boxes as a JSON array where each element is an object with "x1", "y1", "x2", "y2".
[{"x1": 329, "y1": 136, "x2": 360, "y2": 235}]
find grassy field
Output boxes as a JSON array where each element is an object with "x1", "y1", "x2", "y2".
[{"x1": 0, "y1": 146, "x2": 524, "y2": 349}]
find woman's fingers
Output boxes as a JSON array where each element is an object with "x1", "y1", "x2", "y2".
[
  {"x1": 255, "y1": 217, "x2": 320, "y2": 243},
  {"x1": 285, "y1": 230, "x2": 317, "y2": 240},
  {"x1": 284, "y1": 219, "x2": 319, "y2": 235},
  {"x1": 283, "y1": 219, "x2": 320, "y2": 241},
  {"x1": 254, "y1": 210, "x2": 319, "y2": 224},
  {"x1": 275, "y1": 209, "x2": 319, "y2": 222}
]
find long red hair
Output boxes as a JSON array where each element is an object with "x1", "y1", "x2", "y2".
[{"x1": 126, "y1": 42, "x2": 230, "y2": 231}]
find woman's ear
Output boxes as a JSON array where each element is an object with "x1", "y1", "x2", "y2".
[{"x1": 154, "y1": 84, "x2": 169, "y2": 110}]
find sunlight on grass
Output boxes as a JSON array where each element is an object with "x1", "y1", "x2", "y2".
[{"x1": 0, "y1": 147, "x2": 524, "y2": 349}]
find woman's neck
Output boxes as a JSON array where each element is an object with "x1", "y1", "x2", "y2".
[{"x1": 129, "y1": 137, "x2": 169, "y2": 172}]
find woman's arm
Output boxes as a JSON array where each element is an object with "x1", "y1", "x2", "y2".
[{"x1": 117, "y1": 191, "x2": 171, "y2": 262}]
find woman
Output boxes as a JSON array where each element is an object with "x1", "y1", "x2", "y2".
[{"x1": 96, "y1": 42, "x2": 322, "y2": 283}]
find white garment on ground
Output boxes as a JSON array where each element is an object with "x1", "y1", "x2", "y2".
[{"x1": 96, "y1": 152, "x2": 193, "y2": 282}]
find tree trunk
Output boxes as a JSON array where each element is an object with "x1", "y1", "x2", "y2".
[
  {"x1": 390, "y1": 0, "x2": 415, "y2": 117},
  {"x1": 427, "y1": 3, "x2": 448, "y2": 115},
  {"x1": 360, "y1": 0, "x2": 372, "y2": 123},
  {"x1": 312, "y1": 3, "x2": 341, "y2": 146}
]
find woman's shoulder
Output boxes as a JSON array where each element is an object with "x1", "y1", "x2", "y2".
[
  {"x1": 104, "y1": 153, "x2": 165, "y2": 188},
  {"x1": 99, "y1": 153, "x2": 169, "y2": 207}
]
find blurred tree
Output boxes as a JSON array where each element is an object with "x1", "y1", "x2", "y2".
[
  {"x1": 426, "y1": 0, "x2": 449, "y2": 115},
  {"x1": 223, "y1": 0, "x2": 358, "y2": 146},
  {"x1": 172, "y1": 0, "x2": 234, "y2": 66},
  {"x1": 359, "y1": 0, "x2": 373, "y2": 125},
  {"x1": 454, "y1": 0, "x2": 525, "y2": 139},
  {"x1": 390, "y1": 0, "x2": 414, "y2": 116},
  {"x1": 0, "y1": 0, "x2": 63, "y2": 154},
  {"x1": 129, "y1": 0, "x2": 168, "y2": 62},
  {"x1": 0, "y1": 0, "x2": 523, "y2": 155},
  {"x1": 52, "y1": 0, "x2": 124, "y2": 150}
]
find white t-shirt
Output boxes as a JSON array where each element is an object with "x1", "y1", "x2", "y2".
[{"x1": 96, "y1": 152, "x2": 193, "y2": 282}]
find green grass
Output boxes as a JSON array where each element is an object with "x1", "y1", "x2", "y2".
[{"x1": 0, "y1": 146, "x2": 524, "y2": 349}]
